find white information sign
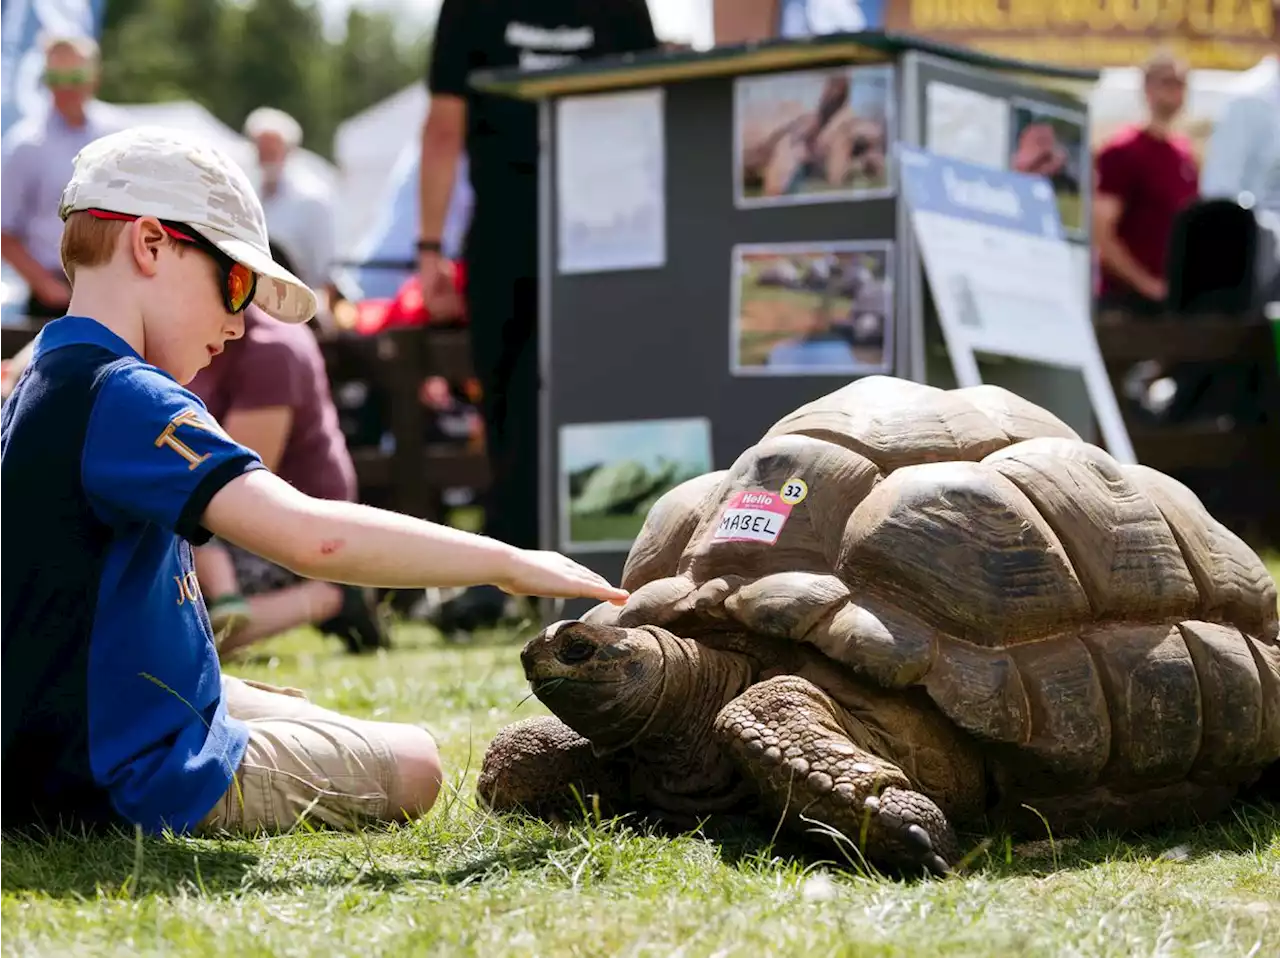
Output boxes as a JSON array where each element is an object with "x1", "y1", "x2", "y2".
[
  {"x1": 555, "y1": 88, "x2": 667, "y2": 275},
  {"x1": 898, "y1": 145, "x2": 1135, "y2": 464}
]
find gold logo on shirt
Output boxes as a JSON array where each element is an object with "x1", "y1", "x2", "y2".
[
  {"x1": 175, "y1": 570, "x2": 202, "y2": 606},
  {"x1": 155, "y1": 409, "x2": 222, "y2": 470}
]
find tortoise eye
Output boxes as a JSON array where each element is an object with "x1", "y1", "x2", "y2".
[{"x1": 558, "y1": 639, "x2": 597, "y2": 665}]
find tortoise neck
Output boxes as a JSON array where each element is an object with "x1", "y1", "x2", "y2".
[{"x1": 622, "y1": 633, "x2": 756, "y2": 796}]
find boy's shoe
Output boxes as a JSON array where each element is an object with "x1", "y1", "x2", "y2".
[{"x1": 317, "y1": 585, "x2": 392, "y2": 654}]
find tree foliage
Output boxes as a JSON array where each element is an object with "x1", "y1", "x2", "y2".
[{"x1": 96, "y1": 0, "x2": 431, "y2": 160}]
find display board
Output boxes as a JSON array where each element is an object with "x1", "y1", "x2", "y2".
[{"x1": 538, "y1": 67, "x2": 906, "y2": 617}]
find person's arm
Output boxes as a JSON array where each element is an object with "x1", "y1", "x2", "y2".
[
  {"x1": 420, "y1": 0, "x2": 474, "y2": 249},
  {"x1": 1092, "y1": 144, "x2": 1164, "y2": 301},
  {"x1": 1, "y1": 144, "x2": 70, "y2": 305},
  {"x1": 80, "y1": 365, "x2": 626, "y2": 603},
  {"x1": 200, "y1": 334, "x2": 304, "y2": 471},
  {"x1": 219, "y1": 407, "x2": 291, "y2": 472},
  {"x1": 1199, "y1": 94, "x2": 1260, "y2": 201},
  {"x1": 202, "y1": 470, "x2": 624, "y2": 601}
]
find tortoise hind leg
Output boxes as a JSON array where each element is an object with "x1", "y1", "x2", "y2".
[
  {"x1": 478, "y1": 716, "x2": 629, "y2": 820},
  {"x1": 713, "y1": 675, "x2": 958, "y2": 877}
]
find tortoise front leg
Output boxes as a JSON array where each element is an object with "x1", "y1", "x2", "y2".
[
  {"x1": 478, "y1": 716, "x2": 629, "y2": 820},
  {"x1": 713, "y1": 675, "x2": 957, "y2": 877}
]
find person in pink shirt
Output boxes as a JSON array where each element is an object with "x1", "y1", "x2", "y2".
[
  {"x1": 1092, "y1": 51, "x2": 1199, "y2": 315},
  {"x1": 187, "y1": 305, "x2": 387, "y2": 655}
]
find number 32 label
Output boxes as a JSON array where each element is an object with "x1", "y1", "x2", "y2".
[{"x1": 780, "y1": 477, "x2": 808, "y2": 505}]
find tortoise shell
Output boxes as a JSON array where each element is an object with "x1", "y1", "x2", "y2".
[{"x1": 592, "y1": 376, "x2": 1280, "y2": 791}]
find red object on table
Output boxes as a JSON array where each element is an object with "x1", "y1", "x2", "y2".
[{"x1": 352, "y1": 260, "x2": 468, "y2": 336}]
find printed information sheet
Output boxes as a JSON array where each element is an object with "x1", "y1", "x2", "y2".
[{"x1": 556, "y1": 88, "x2": 666, "y2": 274}]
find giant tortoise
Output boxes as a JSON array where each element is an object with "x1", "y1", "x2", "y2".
[{"x1": 479, "y1": 376, "x2": 1280, "y2": 876}]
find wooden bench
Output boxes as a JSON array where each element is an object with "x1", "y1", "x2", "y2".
[
  {"x1": 313, "y1": 324, "x2": 490, "y2": 522},
  {"x1": 1094, "y1": 313, "x2": 1280, "y2": 548}
]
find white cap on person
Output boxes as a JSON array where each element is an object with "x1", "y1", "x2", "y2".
[
  {"x1": 58, "y1": 125, "x2": 317, "y2": 324},
  {"x1": 243, "y1": 106, "x2": 303, "y2": 148}
]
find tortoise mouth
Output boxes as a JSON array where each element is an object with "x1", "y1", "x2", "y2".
[{"x1": 529, "y1": 676, "x2": 620, "y2": 694}]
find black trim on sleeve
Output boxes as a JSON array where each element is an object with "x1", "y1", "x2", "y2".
[{"x1": 176, "y1": 456, "x2": 266, "y2": 545}]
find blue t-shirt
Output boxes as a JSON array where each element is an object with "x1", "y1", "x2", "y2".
[{"x1": 1, "y1": 316, "x2": 263, "y2": 834}]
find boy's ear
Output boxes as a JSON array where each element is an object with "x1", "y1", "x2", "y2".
[{"x1": 129, "y1": 217, "x2": 168, "y2": 277}]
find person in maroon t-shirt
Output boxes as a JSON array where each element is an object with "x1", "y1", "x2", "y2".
[
  {"x1": 188, "y1": 305, "x2": 389, "y2": 656},
  {"x1": 1093, "y1": 51, "x2": 1199, "y2": 315}
]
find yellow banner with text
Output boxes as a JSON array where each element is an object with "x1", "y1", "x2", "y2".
[{"x1": 885, "y1": 0, "x2": 1277, "y2": 70}]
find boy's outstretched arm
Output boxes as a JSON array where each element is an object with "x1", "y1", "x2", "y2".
[{"x1": 203, "y1": 468, "x2": 628, "y2": 604}]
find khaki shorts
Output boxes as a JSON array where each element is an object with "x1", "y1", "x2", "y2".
[{"x1": 196, "y1": 675, "x2": 399, "y2": 835}]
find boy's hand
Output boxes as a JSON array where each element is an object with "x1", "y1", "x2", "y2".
[{"x1": 497, "y1": 549, "x2": 629, "y2": 605}]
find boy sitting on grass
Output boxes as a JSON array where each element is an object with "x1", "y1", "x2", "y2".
[{"x1": 0, "y1": 126, "x2": 628, "y2": 838}]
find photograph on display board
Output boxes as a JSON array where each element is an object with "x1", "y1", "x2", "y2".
[
  {"x1": 778, "y1": 0, "x2": 887, "y2": 35},
  {"x1": 1009, "y1": 99, "x2": 1088, "y2": 235},
  {"x1": 559, "y1": 417, "x2": 714, "y2": 553},
  {"x1": 734, "y1": 64, "x2": 894, "y2": 208},
  {"x1": 730, "y1": 241, "x2": 894, "y2": 376},
  {"x1": 924, "y1": 81, "x2": 1011, "y2": 171}
]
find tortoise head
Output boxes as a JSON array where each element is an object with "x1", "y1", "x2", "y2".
[{"x1": 520, "y1": 620, "x2": 674, "y2": 754}]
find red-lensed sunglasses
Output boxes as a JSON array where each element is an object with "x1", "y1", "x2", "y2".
[{"x1": 86, "y1": 209, "x2": 258, "y2": 314}]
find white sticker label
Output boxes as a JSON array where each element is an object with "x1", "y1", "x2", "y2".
[{"x1": 712, "y1": 490, "x2": 794, "y2": 544}]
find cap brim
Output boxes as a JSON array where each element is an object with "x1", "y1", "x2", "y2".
[{"x1": 193, "y1": 226, "x2": 318, "y2": 324}]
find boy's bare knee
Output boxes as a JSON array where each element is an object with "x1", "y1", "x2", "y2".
[{"x1": 378, "y1": 723, "x2": 443, "y2": 820}]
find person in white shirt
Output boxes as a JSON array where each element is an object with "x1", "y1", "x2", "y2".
[
  {"x1": 1199, "y1": 15, "x2": 1280, "y2": 299},
  {"x1": 242, "y1": 107, "x2": 338, "y2": 300},
  {"x1": 1, "y1": 35, "x2": 124, "y2": 320}
]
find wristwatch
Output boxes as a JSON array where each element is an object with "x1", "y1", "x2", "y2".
[{"x1": 416, "y1": 239, "x2": 442, "y2": 253}]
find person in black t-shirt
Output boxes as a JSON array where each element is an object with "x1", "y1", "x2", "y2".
[{"x1": 418, "y1": 0, "x2": 660, "y2": 632}]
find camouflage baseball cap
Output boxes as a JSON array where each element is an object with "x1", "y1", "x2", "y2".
[{"x1": 59, "y1": 125, "x2": 317, "y2": 324}]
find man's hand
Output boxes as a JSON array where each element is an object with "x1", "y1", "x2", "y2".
[
  {"x1": 419, "y1": 249, "x2": 463, "y2": 318},
  {"x1": 496, "y1": 549, "x2": 630, "y2": 605},
  {"x1": 1136, "y1": 275, "x2": 1168, "y2": 303}
]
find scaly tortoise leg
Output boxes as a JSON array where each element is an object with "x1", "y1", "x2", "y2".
[
  {"x1": 477, "y1": 715, "x2": 629, "y2": 820},
  {"x1": 713, "y1": 675, "x2": 958, "y2": 877}
]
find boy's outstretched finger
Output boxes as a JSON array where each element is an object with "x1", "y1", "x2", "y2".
[
  {"x1": 586, "y1": 580, "x2": 629, "y2": 603},
  {"x1": 564, "y1": 559, "x2": 628, "y2": 603}
]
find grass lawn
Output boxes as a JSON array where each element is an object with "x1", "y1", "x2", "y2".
[{"x1": 4, "y1": 557, "x2": 1279, "y2": 957}]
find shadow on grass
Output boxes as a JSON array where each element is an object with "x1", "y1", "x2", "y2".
[
  {"x1": 483, "y1": 796, "x2": 1280, "y2": 885},
  {"x1": 969, "y1": 798, "x2": 1279, "y2": 877},
  {"x1": 4, "y1": 799, "x2": 1274, "y2": 900},
  {"x1": 0, "y1": 823, "x2": 581, "y2": 900},
  {"x1": 1, "y1": 826, "x2": 261, "y2": 899}
]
